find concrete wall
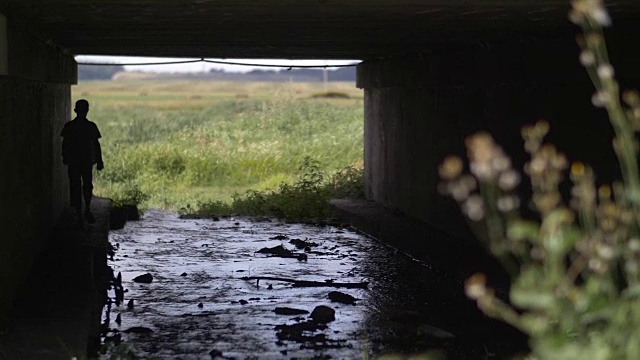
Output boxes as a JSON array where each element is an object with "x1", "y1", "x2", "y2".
[
  {"x1": 0, "y1": 14, "x2": 7, "y2": 75},
  {"x1": 358, "y1": 35, "x2": 639, "y2": 240},
  {"x1": 0, "y1": 16, "x2": 76, "y2": 321}
]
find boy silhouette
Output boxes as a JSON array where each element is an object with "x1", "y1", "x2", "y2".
[{"x1": 61, "y1": 99, "x2": 104, "y2": 226}]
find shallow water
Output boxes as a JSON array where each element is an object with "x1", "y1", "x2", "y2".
[{"x1": 103, "y1": 210, "x2": 522, "y2": 359}]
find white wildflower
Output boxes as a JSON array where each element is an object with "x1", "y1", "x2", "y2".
[
  {"x1": 591, "y1": 91, "x2": 609, "y2": 108},
  {"x1": 463, "y1": 195, "x2": 485, "y2": 221},
  {"x1": 470, "y1": 162, "x2": 494, "y2": 181},
  {"x1": 497, "y1": 196, "x2": 520, "y2": 213},
  {"x1": 597, "y1": 64, "x2": 614, "y2": 80},
  {"x1": 465, "y1": 274, "x2": 488, "y2": 300},
  {"x1": 448, "y1": 182, "x2": 470, "y2": 202},
  {"x1": 568, "y1": 9, "x2": 583, "y2": 25},
  {"x1": 498, "y1": 170, "x2": 521, "y2": 191},
  {"x1": 597, "y1": 245, "x2": 615, "y2": 260},
  {"x1": 579, "y1": 51, "x2": 596, "y2": 66},
  {"x1": 590, "y1": 6, "x2": 611, "y2": 27},
  {"x1": 491, "y1": 156, "x2": 511, "y2": 173},
  {"x1": 629, "y1": 238, "x2": 640, "y2": 252},
  {"x1": 439, "y1": 155, "x2": 463, "y2": 180}
]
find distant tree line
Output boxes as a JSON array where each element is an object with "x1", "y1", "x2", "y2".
[
  {"x1": 77, "y1": 64, "x2": 357, "y2": 82},
  {"x1": 208, "y1": 67, "x2": 356, "y2": 82},
  {"x1": 78, "y1": 65, "x2": 125, "y2": 80}
]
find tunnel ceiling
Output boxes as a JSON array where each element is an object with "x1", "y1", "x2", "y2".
[{"x1": 1, "y1": 1, "x2": 640, "y2": 59}]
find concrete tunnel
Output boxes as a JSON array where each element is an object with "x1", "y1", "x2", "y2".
[{"x1": 2, "y1": 0, "x2": 640, "y2": 336}]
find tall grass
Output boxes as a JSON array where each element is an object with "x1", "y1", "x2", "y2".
[{"x1": 73, "y1": 81, "x2": 364, "y2": 210}]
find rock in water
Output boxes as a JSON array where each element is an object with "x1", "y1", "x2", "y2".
[
  {"x1": 274, "y1": 307, "x2": 309, "y2": 315},
  {"x1": 328, "y1": 291, "x2": 357, "y2": 305},
  {"x1": 256, "y1": 245, "x2": 293, "y2": 257},
  {"x1": 123, "y1": 326, "x2": 153, "y2": 334},
  {"x1": 289, "y1": 238, "x2": 319, "y2": 249},
  {"x1": 209, "y1": 349, "x2": 223, "y2": 358},
  {"x1": 127, "y1": 299, "x2": 134, "y2": 309},
  {"x1": 133, "y1": 273, "x2": 153, "y2": 283},
  {"x1": 310, "y1": 305, "x2": 335, "y2": 323},
  {"x1": 115, "y1": 313, "x2": 122, "y2": 325}
]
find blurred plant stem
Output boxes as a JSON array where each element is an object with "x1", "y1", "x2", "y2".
[{"x1": 439, "y1": 1, "x2": 640, "y2": 358}]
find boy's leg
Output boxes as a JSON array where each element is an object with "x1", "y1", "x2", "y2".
[
  {"x1": 68, "y1": 165, "x2": 83, "y2": 224},
  {"x1": 81, "y1": 165, "x2": 95, "y2": 223}
]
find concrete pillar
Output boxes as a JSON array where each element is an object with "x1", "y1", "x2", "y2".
[
  {"x1": 0, "y1": 17, "x2": 77, "y2": 322},
  {"x1": 357, "y1": 35, "x2": 639, "y2": 241},
  {"x1": 0, "y1": 14, "x2": 7, "y2": 75}
]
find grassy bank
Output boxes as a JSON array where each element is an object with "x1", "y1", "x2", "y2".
[{"x1": 72, "y1": 80, "x2": 364, "y2": 210}]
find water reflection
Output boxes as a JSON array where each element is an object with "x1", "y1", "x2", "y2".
[{"x1": 102, "y1": 210, "x2": 525, "y2": 359}]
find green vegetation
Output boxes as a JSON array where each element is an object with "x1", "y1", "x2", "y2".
[
  {"x1": 440, "y1": 1, "x2": 640, "y2": 358},
  {"x1": 73, "y1": 80, "x2": 364, "y2": 215},
  {"x1": 180, "y1": 158, "x2": 364, "y2": 221}
]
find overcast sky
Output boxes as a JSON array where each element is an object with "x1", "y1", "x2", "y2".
[{"x1": 75, "y1": 55, "x2": 359, "y2": 73}]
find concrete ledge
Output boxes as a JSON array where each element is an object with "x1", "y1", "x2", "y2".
[
  {"x1": 330, "y1": 198, "x2": 509, "y2": 286},
  {"x1": 0, "y1": 197, "x2": 111, "y2": 360}
]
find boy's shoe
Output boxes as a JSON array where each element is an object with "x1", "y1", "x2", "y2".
[{"x1": 85, "y1": 211, "x2": 96, "y2": 224}]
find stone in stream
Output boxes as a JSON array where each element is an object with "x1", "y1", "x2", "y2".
[
  {"x1": 274, "y1": 320, "x2": 331, "y2": 343},
  {"x1": 289, "y1": 238, "x2": 319, "y2": 249},
  {"x1": 328, "y1": 291, "x2": 358, "y2": 305},
  {"x1": 132, "y1": 273, "x2": 153, "y2": 283},
  {"x1": 256, "y1": 245, "x2": 294, "y2": 257},
  {"x1": 123, "y1": 326, "x2": 153, "y2": 334},
  {"x1": 180, "y1": 272, "x2": 187, "y2": 277},
  {"x1": 198, "y1": 302, "x2": 204, "y2": 308},
  {"x1": 115, "y1": 313, "x2": 122, "y2": 326},
  {"x1": 274, "y1": 307, "x2": 309, "y2": 316},
  {"x1": 310, "y1": 305, "x2": 335, "y2": 323},
  {"x1": 209, "y1": 349, "x2": 223, "y2": 358},
  {"x1": 127, "y1": 299, "x2": 134, "y2": 310}
]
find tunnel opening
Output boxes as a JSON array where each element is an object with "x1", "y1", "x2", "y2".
[{"x1": 73, "y1": 57, "x2": 366, "y2": 220}]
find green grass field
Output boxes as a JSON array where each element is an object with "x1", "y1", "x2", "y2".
[{"x1": 72, "y1": 80, "x2": 364, "y2": 210}]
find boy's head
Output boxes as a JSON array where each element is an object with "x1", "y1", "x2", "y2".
[{"x1": 74, "y1": 99, "x2": 90, "y2": 117}]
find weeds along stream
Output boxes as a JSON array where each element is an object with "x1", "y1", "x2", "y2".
[{"x1": 101, "y1": 210, "x2": 525, "y2": 359}]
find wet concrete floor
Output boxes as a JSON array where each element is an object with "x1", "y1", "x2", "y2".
[{"x1": 102, "y1": 210, "x2": 525, "y2": 359}]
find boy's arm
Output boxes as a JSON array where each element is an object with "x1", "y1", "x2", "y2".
[
  {"x1": 94, "y1": 123, "x2": 104, "y2": 170},
  {"x1": 95, "y1": 139, "x2": 104, "y2": 170}
]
